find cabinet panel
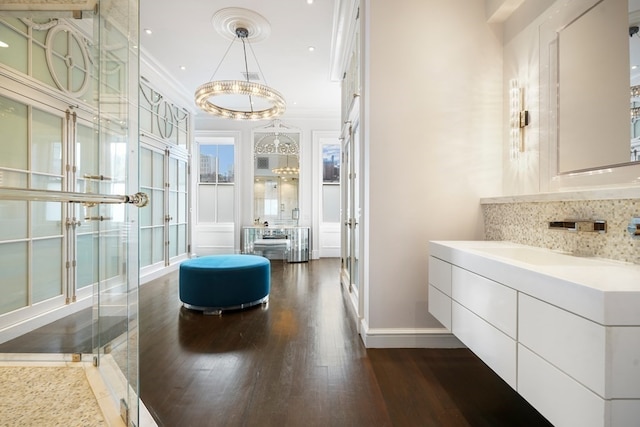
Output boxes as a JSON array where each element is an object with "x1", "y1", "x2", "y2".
[
  {"x1": 518, "y1": 344, "x2": 605, "y2": 427},
  {"x1": 519, "y1": 293, "x2": 606, "y2": 396},
  {"x1": 452, "y1": 301, "x2": 516, "y2": 389},
  {"x1": 428, "y1": 284, "x2": 451, "y2": 330},
  {"x1": 452, "y1": 267, "x2": 517, "y2": 339},
  {"x1": 428, "y1": 256, "x2": 451, "y2": 296}
]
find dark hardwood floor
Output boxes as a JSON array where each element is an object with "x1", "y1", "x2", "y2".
[{"x1": 1, "y1": 258, "x2": 553, "y2": 427}]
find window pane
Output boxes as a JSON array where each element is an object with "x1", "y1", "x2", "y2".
[
  {"x1": 0, "y1": 200, "x2": 27, "y2": 240},
  {"x1": 0, "y1": 242, "x2": 27, "y2": 314},
  {"x1": 197, "y1": 185, "x2": 216, "y2": 223},
  {"x1": 199, "y1": 145, "x2": 217, "y2": 183},
  {"x1": 77, "y1": 233, "x2": 98, "y2": 289},
  {"x1": 31, "y1": 200, "x2": 63, "y2": 238},
  {"x1": 322, "y1": 144, "x2": 340, "y2": 183},
  {"x1": 323, "y1": 185, "x2": 341, "y2": 223},
  {"x1": 217, "y1": 185, "x2": 234, "y2": 223},
  {"x1": 217, "y1": 145, "x2": 234, "y2": 183},
  {"x1": 32, "y1": 238, "x2": 63, "y2": 303},
  {"x1": 0, "y1": 22, "x2": 28, "y2": 73},
  {"x1": 0, "y1": 95, "x2": 28, "y2": 170},
  {"x1": 153, "y1": 227, "x2": 164, "y2": 264},
  {"x1": 32, "y1": 109, "x2": 64, "y2": 175},
  {"x1": 140, "y1": 147, "x2": 152, "y2": 188},
  {"x1": 152, "y1": 151, "x2": 163, "y2": 187},
  {"x1": 140, "y1": 228, "x2": 152, "y2": 267}
]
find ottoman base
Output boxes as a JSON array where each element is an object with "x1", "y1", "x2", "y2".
[{"x1": 183, "y1": 295, "x2": 269, "y2": 316}]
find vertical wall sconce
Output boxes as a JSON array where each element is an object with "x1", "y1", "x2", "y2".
[{"x1": 509, "y1": 79, "x2": 529, "y2": 159}]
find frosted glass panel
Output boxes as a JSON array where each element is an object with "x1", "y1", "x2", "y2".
[
  {"x1": 102, "y1": 233, "x2": 120, "y2": 279},
  {"x1": 32, "y1": 44, "x2": 56, "y2": 89},
  {"x1": 140, "y1": 228, "x2": 152, "y2": 267},
  {"x1": 32, "y1": 238, "x2": 63, "y2": 303},
  {"x1": 31, "y1": 174, "x2": 62, "y2": 191},
  {"x1": 178, "y1": 193, "x2": 186, "y2": 223},
  {"x1": 32, "y1": 109, "x2": 63, "y2": 175},
  {"x1": 153, "y1": 227, "x2": 163, "y2": 264},
  {"x1": 169, "y1": 225, "x2": 177, "y2": 258},
  {"x1": 217, "y1": 185, "x2": 234, "y2": 223},
  {"x1": 77, "y1": 123, "x2": 98, "y2": 178},
  {"x1": 178, "y1": 161, "x2": 187, "y2": 192},
  {"x1": 169, "y1": 192, "x2": 177, "y2": 223},
  {"x1": 140, "y1": 198, "x2": 152, "y2": 226},
  {"x1": 322, "y1": 185, "x2": 341, "y2": 223},
  {"x1": 0, "y1": 170, "x2": 27, "y2": 187},
  {"x1": 152, "y1": 189, "x2": 164, "y2": 225},
  {"x1": 178, "y1": 224, "x2": 186, "y2": 254},
  {"x1": 77, "y1": 233, "x2": 98, "y2": 289},
  {"x1": 0, "y1": 242, "x2": 27, "y2": 315},
  {"x1": 31, "y1": 201, "x2": 63, "y2": 238},
  {"x1": 0, "y1": 22, "x2": 28, "y2": 73},
  {"x1": 152, "y1": 151, "x2": 163, "y2": 187},
  {"x1": 140, "y1": 148, "x2": 152, "y2": 187},
  {"x1": 169, "y1": 158, "x2": 177, "y2": 188},
  {"x1": 198, "y1": 185, "x2": 216, "y2": 223},
  {"x1": 0, "y1": 200, "x2": 27, "y2": 240},
  {"x1": 0, "y1": 95, "x2": 28, "y2": 170}
]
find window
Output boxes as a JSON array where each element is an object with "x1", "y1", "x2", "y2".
[
  {"x1": 322, "y1": 143, "x2": 340, "y2": 223},
  {"x1": 198, "y1": 139, "x2": 235, "y2": 223}
]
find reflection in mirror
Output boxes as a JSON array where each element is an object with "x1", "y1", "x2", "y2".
[
  {"x1": 253, "y1": 121, "x2": 300, "y2": 226},
  {"x1": 556, "y1": 0, "x2": 630, "y2": 173},
  {"x1": 630, "y1": 0, "x2": 640, "y2": 161}
]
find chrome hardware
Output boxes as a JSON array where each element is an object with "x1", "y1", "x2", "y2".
[
  {"x1": 0, "y1": 187, "x2": 150, "y2": 208},
  {"x1": 548, "y1": 220, "x2": 606, "y2": 233},
  {"x1": 83, "y1": 174, "x2": 112, "y2": 181},
  {"x1": 84, "y1": 216, "x2": 111, "y2": 221},
  {"x1": 628, "y1": 218, "x2": 640, "y2": 238}
]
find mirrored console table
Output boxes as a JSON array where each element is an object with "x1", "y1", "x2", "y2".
[{"x1": 242, "y1": 226, "x2": 310, "y2": 262}]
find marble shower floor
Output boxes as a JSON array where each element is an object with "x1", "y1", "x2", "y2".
[{"x1": 0, "y1": 354, "x2": 155, "y2": 427}]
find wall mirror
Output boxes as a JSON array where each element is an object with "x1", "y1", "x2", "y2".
[
  {"x1": 545, "y1": 0, "x2": 640, "y2": 174},
  {"x1": 252, "y1": 121, "x2": 300, "y2": 226}
]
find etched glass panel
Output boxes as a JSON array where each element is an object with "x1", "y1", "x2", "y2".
[{"x1": 32, "y1": 238, "x2": 63, "y2": 303}]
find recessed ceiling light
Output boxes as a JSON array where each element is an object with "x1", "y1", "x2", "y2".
[
  {"x1": 307, "y1": 0, "x2": 313, "y2": 4},
  {"x1": 0, "y1": 41, "x2": 8, "y2": 48},
  {"x1": 308, "y1": 46, "x2": 315, "y2": 52},
  {"x1": 180, "y1": 66, "x2": 186, "y2": 70},
  {"x1": 633, "y1": 65, "x2": 638, "y2": 70},
  {"x1": 144, "y1": 28, "x2": 152, "y2": 35}
]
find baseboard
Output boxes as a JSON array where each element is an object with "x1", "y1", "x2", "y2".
[
  {"x1": 360, "y1": 322, "x2": 465, "y2": 348},
  {"x1": 0, "y1": 296, "x2": 92, "y2": 345}
]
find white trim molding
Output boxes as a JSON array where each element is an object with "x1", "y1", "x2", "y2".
[{"x1": 359, "y1": 322, "x2": 465, "y2": 349}]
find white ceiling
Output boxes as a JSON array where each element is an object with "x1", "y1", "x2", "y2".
[{"x1": 139, "y1": 0, "x2": 342, "y2": 119}]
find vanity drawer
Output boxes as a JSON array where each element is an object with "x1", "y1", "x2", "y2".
[
  {"x1": 452, "y1": 266, "x2": 517, "y2": 339},
  {"x1": 452, "y1": 301, "x2": 516, "y2": 389},
  {"x1": 429, "y1": 256, "x2": 452, "y2": 296},
  {"x1": 428, "y1": 284, "x2": 452, "y2": 330},
  {"x1": 519, "y1": 293, "x2": 640, "y2": 399},
  {"x1": 518, "y1": 344, "x2": 605, "y2": 427}
]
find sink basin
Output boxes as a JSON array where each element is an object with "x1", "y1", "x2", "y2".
[{"x1": 472, "y1": 246, "x2": 600, "y2": 266}]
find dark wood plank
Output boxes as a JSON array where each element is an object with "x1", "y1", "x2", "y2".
[{"x1": 1, "y1": 258, "x2": 552, "y2": 426}]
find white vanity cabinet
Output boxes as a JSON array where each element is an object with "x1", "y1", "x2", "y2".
[{"x1": 428, "y1": 241, "x2": 640, "y2": 427}]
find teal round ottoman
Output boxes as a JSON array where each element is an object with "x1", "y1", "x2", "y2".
[{"x1": 179, "y1": 255, "x2": 270, "y2": 315}]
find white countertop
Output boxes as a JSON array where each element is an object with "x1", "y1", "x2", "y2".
[{"x1": 429, "y1": 241, "x2": 640, "y2": 326}]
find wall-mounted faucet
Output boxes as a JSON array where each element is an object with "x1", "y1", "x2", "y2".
[{"x1": 549, "y1": 220, "x2": 607, "y2": 233}]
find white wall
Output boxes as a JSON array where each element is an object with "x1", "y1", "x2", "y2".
[{"x1": 362, "y1": 0, "x2": 503, "y2": 340}]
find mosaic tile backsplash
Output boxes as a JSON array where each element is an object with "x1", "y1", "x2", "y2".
[{"x1": 482, "y1": 198, "x2": 640, "y2": 264}]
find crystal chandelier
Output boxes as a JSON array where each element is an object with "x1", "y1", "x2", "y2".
[{"x1": 195, "y1": 27, "x2": 286, "y2": 120}]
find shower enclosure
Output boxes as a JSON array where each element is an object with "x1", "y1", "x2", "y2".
[{"x1": 0, "y1": 1, "x2": 142, "y2": 425}]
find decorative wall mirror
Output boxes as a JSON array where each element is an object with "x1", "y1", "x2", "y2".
[{"x1": 252, "y1": 121, "x2": 300, "y2": 226}]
